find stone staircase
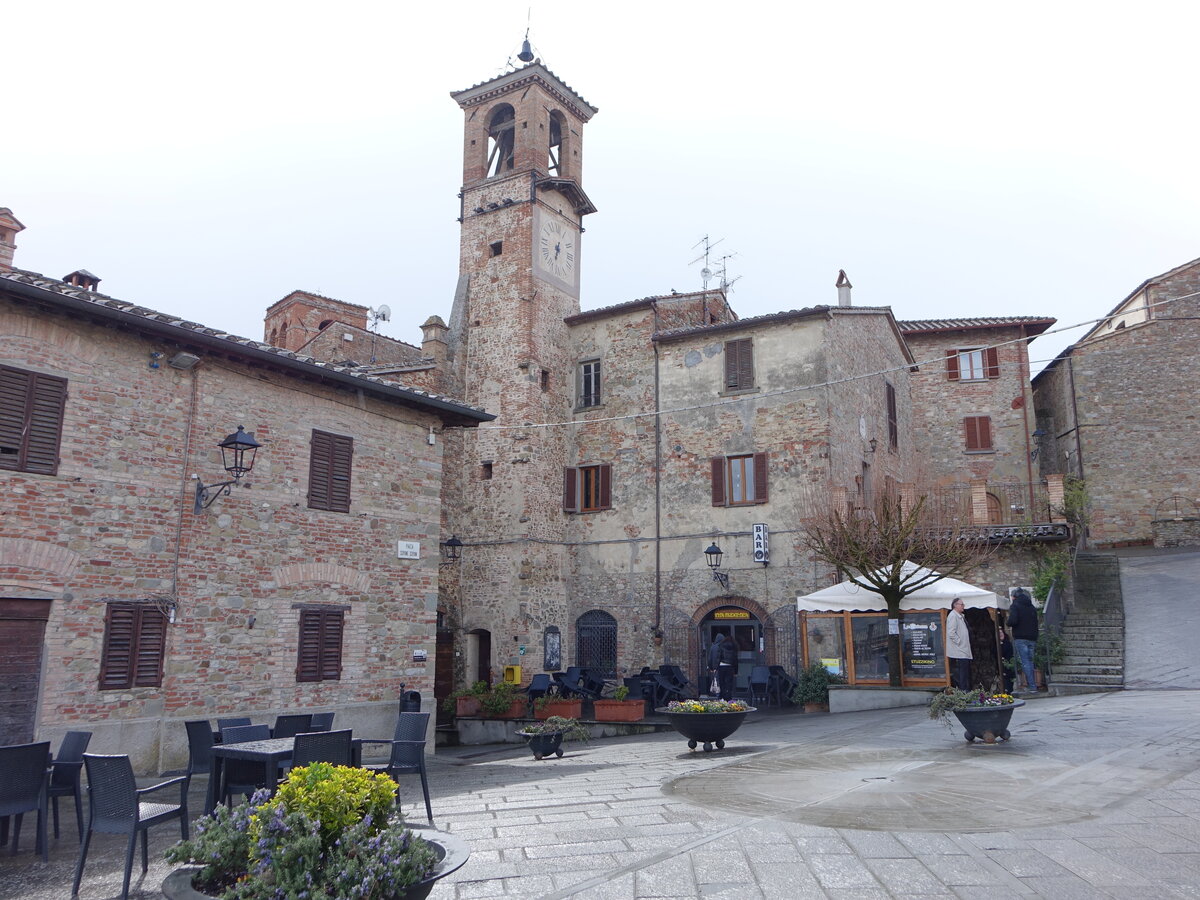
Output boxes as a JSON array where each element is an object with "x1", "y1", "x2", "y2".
[{"x1": 1049, "y1": 553, "x2": 1125, "y2": 695}]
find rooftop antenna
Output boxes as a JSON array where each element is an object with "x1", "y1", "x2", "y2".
[
  {"x1": 714, "y1": 252, "x2": 742, "y2": 292},
  {"x1": 369, "y1": 304, "x2": 391, "y2": 331},
  {"x1": 690, "y1": 235, "x2": 725, "y2": 290}
]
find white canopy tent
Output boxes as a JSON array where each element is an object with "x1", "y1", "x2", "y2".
[{"x1": 797, "y1": 561, "x2": 1007, "y2": 613}]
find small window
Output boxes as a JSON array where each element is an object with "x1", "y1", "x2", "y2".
[
  {"x1": 964, "y1": 415, "x2": 994, "y2": 452},
  {"x1": 540, "y1": 369, "x2": 550, "y2": 392},
  {"x1": 0, "y1": 364, "x2": 68, "y2": 475},
  {"x1": 946, "y1": 347, "x2": 999, "y2": 382},
  {"x1": 577, "y1": 360, "x2": 601, "y2": 408},
  {"x1": 885, "y1": 381, "x2": 898, "y2": 450},
  {"x1": 480, "y1": 461, "x2": 493, "y2": 480},
  {"x1": 296, "y1": 608, "x2": 345, "y2": 682},
  {"x1": 490, "y1": 241, "x2": 503, "y2": 257},
  {"x1": 99, "y1": 602, "x2": 167, "y2": 690},
  {"x1": 563, "y1": 464, "x2": 612, "y2": 513},
  {"x1": 711, "y1": 453, "x2": 769, "y2": 506},
  {"x1": 724, "y1": 339, "x2": 754, "y2": 391},
  {"x1": 308, "y1": 430, "x2": 354, "y2": 512}
]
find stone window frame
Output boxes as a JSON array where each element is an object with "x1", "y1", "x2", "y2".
[
  {"x1": 711, "y1": 453, "x2": 769, "y2": 506},
  {"x1": 576, "y1": 358, "x2": 602, "y2": 409}
]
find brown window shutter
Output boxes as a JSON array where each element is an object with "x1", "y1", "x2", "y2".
[
  {"x1": 598, "y1": 464, "x2": 612, "y2": 510},
  {"x1": 964, "y1": 417, "x2": 978, "y2": 450},
  {"x1": 308, "y1": 431, "x2": 333, "y2": 510},
  {"x1": 964, "y1": 416, "x2": 993, "y2": 451},
  {"x1": 0, "y1": 366, "x2": 31, "y2": 470},
  {"x1": 724, "y1": 341, "x2": 739, "y2": 389},
  {"x1": 24, "y1": 373, "x2": 68, "y2": 474},
  {"x1": 985, "y1": 347, "x2": 1000, "y2": 379},
  {"x1": 328, "y1": 434, "x2": 353, "y2": 513},
  {"x1": 297, "y1": 610, "x2": 323, "y2": 681},
  {"x1": 886, "y1": 382, "x2": 898, "y2": 448},
  {"x1": 979, "y1": 416, "x2": 993, "y2": 449},
  {"x1": 711, "y1": 457, "x2": 726, "y2": 506},
  {"x1": 133, "y1": 607, "x2": 167, "y2": 687},
  {"x1": 99, "y1": 604, "x2": 136, "y2": 690},
  {"x1": 753, "y1": 452, "x2": 769, "y2": 503},
  {"x1": 739, "y1": 341, "x2": 754, "y2": 389},
  {"x1": 562, "y1": 467, "x2": 578, "y2": 512},
  {"x1": 946, "y1": 350, "x2": 960, "y2": 381},
  {"x1": 320, "y1": 611, "x2": 344, "y2": 681}
]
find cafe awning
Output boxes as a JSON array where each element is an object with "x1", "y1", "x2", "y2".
[{"x1": 797, "y1": 561, "x2": 1006, "y2": 613}]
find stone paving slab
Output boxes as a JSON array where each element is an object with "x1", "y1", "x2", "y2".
[{"x1": 6, "y1": 690, "x2": 1200, "y2": 899}]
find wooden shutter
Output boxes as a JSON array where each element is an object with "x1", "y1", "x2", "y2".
[
  {"x1": 598, "y1": 464, "x2": 612, "y2": 510},
  {"x1": 297, "y1": 610, "x2": 323, "y2": 682},
  {"x1": 886, "y1": 382, "x2": 898, "y2": 449},
  {"x1": 0, "y1": 366, "x2": 29, "y2": 466},
  {"x1": 308, "y1": 430, "x2": 353, "y2": 513},
  {"x1": 99, "y1": 604, "x2": 137, "y2": 689},
  {"x1": 562, "y1": 467, "x2": 578, "y2": 512},
  {"x1": 985, "y1": 347, "x2": 1000, "y2": 379},
  {"x1": 724, "y1": 339, "x2": 754, "y2": 390},
  {"x1": 978, "y1": 416, "x2": 992, "y2": 449},
  {"x1": 0, "y1": 365, "x2": 67, "y2": 474},
  {"x1": 945, "y1": 350, "x2": 960, "y2": 381},
  {"x1": 753, "y1": 452, "x2": 769, "y2": 503},
  {"x1": 133, "y1": 607, "x2": 167, "y2": 687},
  {"x1": 964, "y1": 416, "x2": 993, "y2": 451},
  {"x1": 320, "y1": 611, "x2": 344, "y2": 681},
  {"x1": 711, "y1": 457, "x2": 726, "y2": 506}
]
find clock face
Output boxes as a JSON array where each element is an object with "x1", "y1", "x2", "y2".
[{"x1": 538, "y1": 219, "x2": 577, "y2": 281}]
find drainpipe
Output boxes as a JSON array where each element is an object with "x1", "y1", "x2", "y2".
[
  {"x1": 1066, "y1": 355, "x2": 1085, "y2": 477},
  {"x1": 651, "y1": 301, "x2": 663, "y2": 649}
]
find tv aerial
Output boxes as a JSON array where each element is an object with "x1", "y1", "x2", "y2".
[
  {"x1": 691, "y1": 235, "x2": 738, "y2": 291},
  {"x1": 369, "y1": 304, "x2": 391, "y2": 330}
]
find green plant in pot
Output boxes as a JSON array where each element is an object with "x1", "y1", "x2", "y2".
[
  {"x1": 163, "y1": 762, "x2": 469, "y2": 899},
  {"x1": 791, "y1": 662, "x2": 844, "y2": 709},
  {"x1": 479, "y1": 680, "x2": 523, "y2": 717},
  {"x1": 441, "y1": 680, "x2": 489, "y2": 716},
  {"x1": 517, "y1": 715, "x2": 590, "y2": 760}
]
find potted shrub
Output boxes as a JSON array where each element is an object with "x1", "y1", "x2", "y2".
[
  {"x1": 442, "y1": 680, "x2": 489, "y2": 717},
  {"x1": 162, "y1": 762, "x2": 469, "y2": 899},
  {"x1": 791, "y1": 662, "x2": 843, "y2": 712},
  {"x1": 656, "y1": 699, "x2": 755, "y2": 752},
  {"x1": 479, "y1": 681, "x2": 526, "y2": 719},
  {"x1": 928, "y1": 688, "x2": 1025, "y2": 744},
  {"x1": 534, "y1": 691, "x2": 583, "y2": 720},
  {"x1": 593, "y1": 684, "x2": 645, "y2": 722},
  {"x1": 516, "y1": 715, "x2": 591, "y2": 760}
]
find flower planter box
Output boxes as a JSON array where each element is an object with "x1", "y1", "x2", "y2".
[
  {"x1": 535, "y1": 698, "x2": 583, "y2": 720},
  {"x1": 952, "y1": 700, "x2": 1025, "y2": 744},
  {"x1": 802, "y1": 702, "x2": 828, "y2": 714},
  {"x1": 593, "y1": 699, "x2": 645, "y2": 722},
  {"x1": 455, "y1": 696, "x2": 482, "y2": 717},
  {"x1": 484, "y1": 699, "x2": 528, "y2": 719}
]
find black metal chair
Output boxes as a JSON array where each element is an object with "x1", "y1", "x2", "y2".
[
  {"x1": 73, "y1": 754, "x2": 189, "y2": 900},
  {"x1": 291, "y1": 730, "x2": 354, "y2": 768},
  {"x1": 309, "y1": 712, "x2": 335, "y2": 731},
  {"x1": 271, "y1": 714, "x2": 313, "y2": 739},
  {"x1": 360, "y1": 712, "x2": 433, "y2": 823},
  {"x1": 218, "y1": 724, "x2": 271, "y2": 806},
  {"x1": 578, "y1": 668, "x2": 612, "y2": 700},
  {"x1": 623, "y1": 676, "x2": 653, "y2": 714},
  {"x1": 769, "y1": 666, "x2": 799, "y2": 705},
  {"x1": 660, "y1": 665, "x2": 693, "y2": 695},
  {"x1": 216, "y1": 716, "x2": 251, "y2": 732},
  {"x1": 0, "y1": 741, "x2": 50, "y2": 861},
  {"x1": 552, "y1": 666, "x2": 586, "y2": 698},
  {"x1": 749, "y1": 665, "x2": 773, "y2": 707},
  {"x1": 647, "y1": 672, "x2": 687, "y2": 708},
  {"x1": 49, "y1": 731, "x2": 91, "y2": 842}
]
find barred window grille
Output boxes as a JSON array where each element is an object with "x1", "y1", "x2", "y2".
[{"x1": 575, "y1": 610, "x2": 617, "y2": 677}]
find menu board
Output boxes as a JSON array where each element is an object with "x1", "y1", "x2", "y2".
[{"x1": 902, "y1": 613, "x2": 944, "y2": 677}]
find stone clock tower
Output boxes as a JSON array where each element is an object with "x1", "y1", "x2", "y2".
[{"x1": 441, "y1": 61, "x2": 598, "y2": 684}]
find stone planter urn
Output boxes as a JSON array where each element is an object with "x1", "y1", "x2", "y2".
[
  {"x1": 952, "y1": 699, "x2": 1025, "y2": 744},
  {"x1": 517, "y1": 729, "x2": 565, "y2": 760},
  {"x1": 657, "y1": 706, "x2": 756, "y2": 752}
]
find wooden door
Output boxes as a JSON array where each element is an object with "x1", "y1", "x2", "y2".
[{"x1": 0, "y1": 599, "x2": 51, "y2": 744}]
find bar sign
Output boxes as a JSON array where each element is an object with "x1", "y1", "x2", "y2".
[{"x1": 753, "y1": 523, "x2": 769, "y2": 565}]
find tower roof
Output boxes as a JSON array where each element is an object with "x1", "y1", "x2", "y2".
[{"x1": 451, "y1": 61, "x2": 598, "y2": 122}]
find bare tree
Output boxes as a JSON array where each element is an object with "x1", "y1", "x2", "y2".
[{"x1": 801, "y1": 492, "x2": 994, "y2": 686}]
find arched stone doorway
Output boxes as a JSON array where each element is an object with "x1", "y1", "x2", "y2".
[{"x1": 694, "y1": 598, "x2": 772, "y2": 697}]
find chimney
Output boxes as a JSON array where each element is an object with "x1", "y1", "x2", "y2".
[
  {"x1": 64, "y1": 269, "x2": 101, "y2": 291},
  {"x1": 421, "y1": 315, "x2": 449, "y2": 366},
  {"x1": 836, "y1": 270, "x2": 852, "y2": 307},
  {"x1": 0, "y1": 208, "x2": 25, "y2": 272}
]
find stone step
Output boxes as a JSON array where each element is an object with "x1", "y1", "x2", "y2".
[
  {"x1": 1048, "y1": 683, "x2": 1123, "y2": 696},
  {"x1": 1052, "y1": 673, "x2": 1125, "y2": 685},
  {"x1": 1063, "y1": 616, "x2": 1124, "y2": 625},
  {"x1": 1060, "y1": 659, "x2": 1123, "y2": 670},
  {"x1": 1053, "y1": 665, "x2": 1124, "y2": 678},
  {"x1": 1061, "y1": 628, "x2": 1125, "y2": 638},
  {"x1": 1061, "y1": 652, "x2": 1123, "y2": 663}
]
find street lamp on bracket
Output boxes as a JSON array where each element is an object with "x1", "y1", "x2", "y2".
[
  {"x1": 704, "y1": 541, "x2": 730, "y2": 591},
  {"x1": 194, "y1": 426, "x2": 262, "y2": 514}
]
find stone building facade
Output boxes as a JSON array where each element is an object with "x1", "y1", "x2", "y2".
[
  {"x1": 1033, "y1": 256, "x2": 1200, "y2": 547},
  {"x1": 0, "y1": 266, "x2": 489, "y2": 771}
]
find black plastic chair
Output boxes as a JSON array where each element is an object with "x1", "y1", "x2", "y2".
[
  {"x1": 72, "y1": 754, "x2": 188, "y2": 900},
  {"x1": 272, "y1": 714, "x2": 313, "y2": 739},
  {"x1": 361, "y1": 712, "x2": 433, "y2": 823},
  {"x1": 661, "y1": 665, "x2": 693, "y2": 695},
  {"x1": 216, "y1": 716, "x2": 251, "y2": 732},
  {"x1": 309, "y1": 712, "x2": 335, "y2": 732},
  {"x1": 552, "y1": 667, "x2": 586, "y2": 698},
  {"x1": 623, "y1": 676, "x2": 653, "y2": 714},
  {"x1": 648, "y1": 672, "x2": 687, "y2": 707},
  {"x1": 769, "y1": 666, "x2": 799, "y2": 705},
  {"x1": 291, "y1": 730, "x2": 354, "y2": 768},
  {"x1": 219, "y1": 724, "x2": 271, "y2": 807},
  {"x1": 0, "y1": 741, "x2": 50, "y2": 861},
  {"x1": 49, "y1": 731, "x2": 91, "y2": 842},
  {"x1": 183, "y1": 720, "x2": 214, "y2": 780},
  {"x1": 749, "y1": 666, "x2": 772, "y2": 707}
]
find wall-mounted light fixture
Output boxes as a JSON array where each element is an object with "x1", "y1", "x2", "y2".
[
  {"x1": 194, "y1": 426, "x2": 262, "y2": 514},
  {"x1": 704, "y1": 541, "x2": 730, "y2": 591},
  {"x1": 440, "y1": 535, "x2": 463, "y2": 567},
  {"x1": 1029, "y1": 427, "x2": 1047, "y2": 461}
]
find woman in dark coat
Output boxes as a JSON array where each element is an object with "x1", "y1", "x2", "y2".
[{"x1": 717, "y1": 635, "x2": 738, "y2": 701}]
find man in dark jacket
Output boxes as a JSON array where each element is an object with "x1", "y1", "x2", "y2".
[
  {"x1": 1007, "y1": 588, "x2": 1039, "y2": 693},
  {"x1": 717, "y1": 635, "x2": 738, "y2": 701},
  {"x1": 706, "y1": 634, "x2": 723, "y2": 696}
]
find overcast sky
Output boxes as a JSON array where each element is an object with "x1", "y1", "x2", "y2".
[{"x1": 5, "y1": 2, "x2": 1199, "y2": 378}]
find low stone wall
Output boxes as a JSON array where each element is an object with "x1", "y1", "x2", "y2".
[
  {"x1": 1153, "y1": 518, "x2": 1200, "y2": 548},
  {"x1": 453, "y1": 717, "x2": 671, "y2": 745},
  {"x1": 829, "y1": 685, "x2": 942, "y2": 714}
]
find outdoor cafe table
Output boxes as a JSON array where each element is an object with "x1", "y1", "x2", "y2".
[{"x1": 204, "y1": 736, "x2": 361, "y2": 815}]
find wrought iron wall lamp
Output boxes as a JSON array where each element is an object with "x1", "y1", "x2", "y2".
[{"x1": 194, "y1": 426, "x2": 262, "y2": 513}]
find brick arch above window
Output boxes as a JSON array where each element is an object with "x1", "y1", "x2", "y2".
[
  {"x1": 271, "y1": 562, "x2": 370, "y2": 592},
  {"x1": 690, "y1": 595, "x2": 772, "y2": 626}
]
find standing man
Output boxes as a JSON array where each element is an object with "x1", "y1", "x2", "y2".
[
  {"x1": 706, "y1": 633, "x2": 723, "y2": 697},
  {"x1": 718, "y1": 634, "x2": 738, "y2": 701},
  {"x1": 946, "y1": 598, "x2": 973, "y2": 690},
  {"x1": 1007, "y1": 588, "x2": 1039, "y2": 693}
]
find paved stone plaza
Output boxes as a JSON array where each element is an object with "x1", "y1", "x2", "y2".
[{"x1": 5, "y1": 688, "x2": 1200, "y2": 899}]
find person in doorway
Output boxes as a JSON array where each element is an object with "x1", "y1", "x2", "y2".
[
  {"x1": 706, "y1": 633, "x2": 723, "y2": 697},
  {"x1": 946, "y1": 598, "x2": 973, "y2": 690},
  {"x1": 1007, "y1": 588, "x2": 1039, "y2": 693},
  {"x1": 998, "y1": 620, "x2": 1016, "y2": 694},
  {"x1": 717, "y1": 634, "x2": 738, "y2": 701}
]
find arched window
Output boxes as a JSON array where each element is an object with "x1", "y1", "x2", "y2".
[
  {"x1": 487, "y1": 104, "x2": 515, "y2": 177},
  {"x1": 318, "y1": 319, "x2": 333, "y2": 331},
  {"x1": 279, "y1": 322, "x2": 289, "y2": 346},
  {"x1": 575, "y1": 610, "x2": 617, "y2": 677},
  {"x1": 548, "y1": 110, "x2": 565, "y2": 175},
  {"x1": 269, "y1": 328, "x2": 278, "y2": 346}
]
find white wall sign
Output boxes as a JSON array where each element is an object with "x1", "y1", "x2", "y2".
[
  {"x1": 396, "y1": 541, "x2": 421, "y2": 560},
  {"x1": 752, "y1": 523, "x2": 770, "y2": 564}
]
